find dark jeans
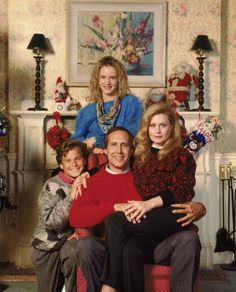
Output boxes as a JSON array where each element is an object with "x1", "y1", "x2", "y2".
[{"x1": 100, "y1": 207, "x2": 183, "y2": 290}]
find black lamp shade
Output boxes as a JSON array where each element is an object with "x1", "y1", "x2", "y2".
[
  {"x1": 191, "y1": 35, "x2": 213, "y2": 52},
  {"x1": 27, "y1": 33, "x2": 49, "y2": 50}
]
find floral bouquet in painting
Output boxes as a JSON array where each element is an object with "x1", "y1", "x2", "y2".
[
  {"x1": 79, "y1": 12, "x2": 154, "y2": 74},
  {"x1": 183, "y1": 116, "x2": 224, "y2": 155},
  {"x1": 46, "y1": 112, "x2": 71, "y2": 155}
]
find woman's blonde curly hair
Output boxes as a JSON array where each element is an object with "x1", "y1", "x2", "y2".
[
  {"x1": 134, "y1": 102, "x2": 182, "y2": 165},
  {"x1": 87, "y1": 56, "x2": 131, "y2": 102}
]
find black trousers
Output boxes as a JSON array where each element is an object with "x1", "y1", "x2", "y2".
[
  {"x1": 100, "y1": 207, "x2": 184, "y2": 291},
  {"x1": 31, "y1": 240, "x2": 80, "y2": 292}
]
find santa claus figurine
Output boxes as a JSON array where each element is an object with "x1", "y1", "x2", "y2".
[
  {"x1": 167, "y1": 62, "x2": 198, "y2": 111},
  {"x1": 54, "y1": 77, "x2": 71, "y2": 111}
]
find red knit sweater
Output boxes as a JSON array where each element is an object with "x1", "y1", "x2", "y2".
[{"x1": 69, "y1": 166, "x2": 141, "y2": 228}]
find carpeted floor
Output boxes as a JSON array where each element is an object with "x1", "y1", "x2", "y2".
[
  {"x1": 0, "y1": 262, "x2": 36, "y2": 282},
  {"x1": 199, "y1": 264, "x2": 228, "y2": 282},
  {"x1": 0, "y1": 262, "x2": 228, "y2": 281},
  {"x1": 0, "y1": 262, "x2": 235, "y2": 291}
]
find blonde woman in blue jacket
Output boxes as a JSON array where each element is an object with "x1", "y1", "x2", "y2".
[{"x1": 71, "y1": 56, "x2": 143, "y2": 154}]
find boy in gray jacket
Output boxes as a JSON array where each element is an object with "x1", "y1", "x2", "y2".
[{"x1": 31, "y1": 140, "x2": 90, "y2": 292}]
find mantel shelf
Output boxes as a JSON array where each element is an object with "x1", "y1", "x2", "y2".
[
  {"x1": 10, "y1": 99, "x2": 219, "y2": 119},
  {"x1": 10, "y1": 110, "x2": 78, "y2": 117},
  {"x1": 10, "y1": 110, "x2": 219, "y2": 119},
  {"x1": 180, "y1": 111, "x2": 219, "y2": 117}
]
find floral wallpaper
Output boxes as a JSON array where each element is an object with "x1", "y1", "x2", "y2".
[
  {"x1": 1, "y1": 0, "x2": 236, "y2": 153},
  {"x1": 0, "y1": 0, "x2": 8, "y2": 112}
]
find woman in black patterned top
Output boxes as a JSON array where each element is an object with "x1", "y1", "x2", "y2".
[
  {"x1": 132, "y1": 102, "x2": 196, "y2": 205},
  {"x1": 101, "y1": 103, "x2": 197, "y2": 292}
]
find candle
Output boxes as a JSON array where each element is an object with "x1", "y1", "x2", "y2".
[
  {"x1": 226, "y1": 162, "x2": 232, "y2": 179},
  {"x1": 219, "y1": 165, "x2": 225, "y2": 179}
]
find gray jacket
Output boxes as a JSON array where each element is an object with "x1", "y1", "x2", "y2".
[{"x1": 31, "y1": 174, "x2": 73, "y2": 251}]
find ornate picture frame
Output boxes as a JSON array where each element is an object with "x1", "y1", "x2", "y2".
[{"x1": 67, "y1": 1, "x2": 167, "y2": 87}]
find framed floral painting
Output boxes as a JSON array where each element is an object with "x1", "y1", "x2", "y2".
[{"x1": 67, "y1": 1, "x2": 167, "y2": 87}]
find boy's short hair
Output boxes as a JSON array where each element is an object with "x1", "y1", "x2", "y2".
[{"x1": 56, "y1": 140, "x2": 88, "y2": 164}]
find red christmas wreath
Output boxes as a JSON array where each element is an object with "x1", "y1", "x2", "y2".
[{"x1": 46, "y1": 111, "x2": 71, "y2": 153}]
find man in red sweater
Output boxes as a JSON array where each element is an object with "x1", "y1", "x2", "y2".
[
  {"x1": 69, "y1": 128, "x2": 142, "y2": 228},
  {"x1": 69, "y1": 127, "x2": 205, "y2": 292}
]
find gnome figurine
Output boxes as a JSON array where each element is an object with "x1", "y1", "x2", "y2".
[{"x1": 54, "y1": 77, "x2": 71, "y2": 111}]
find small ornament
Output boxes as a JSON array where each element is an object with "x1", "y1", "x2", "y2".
[
  {"x1": 0, "y1": 108, "x2": 10, "y2": 154},
  {"x1": 0, "y1": 172, "x2": 17, "y2": 212},
  {"x1": 68, "y1": 99, "x2": 82, "y2": 111},
  {"x1": 146, "y1": 88, "x2": 166, "y2": 108},
  {"x1": 219, "y1": 165, "x2": 226, "y2": 180},
  {"x1": 226, "y1": 162, "x2": 233, "y2": 179},
  {"x1": 0, "y1": 172, "x2": 7, "y2": 193},
  {"x1": 53, "y1": 77, "x2": 72, "y2": 111},
  {"x1": 0, "y1": 108, "x2": 10, "y2": 136}
]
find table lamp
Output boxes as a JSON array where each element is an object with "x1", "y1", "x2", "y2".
[
  {"x1": 191, "y1": 35, "x2": 213, "y2": 111},
  {"x1": 27, "y1": 33, "x2": 49, "y2": 111}
]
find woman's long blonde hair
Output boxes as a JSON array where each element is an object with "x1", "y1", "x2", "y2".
[
  {"x1": 134, "y1": 102, "x2": 182, "y2": 165},
  {"x1": 88, "y1": 56, "x2": 131, "y2": 102}
]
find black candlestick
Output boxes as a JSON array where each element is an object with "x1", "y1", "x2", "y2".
[
  {"x1": 191, "y1": 56, "x2": 211, "y2": 111},
  {"x1": 27, "y1": 33, "x2": 49, "y2": 111},
  {"x1": 191, "y1": 35, "x2": 213, "y2": 111},
  {"x1": 28, "y1": 55, "x2": 47, "y2": 111}
]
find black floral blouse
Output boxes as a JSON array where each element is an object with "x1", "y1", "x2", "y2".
[{"x1": 133, "y1": 147, "x2": 196, "y2": 205}]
